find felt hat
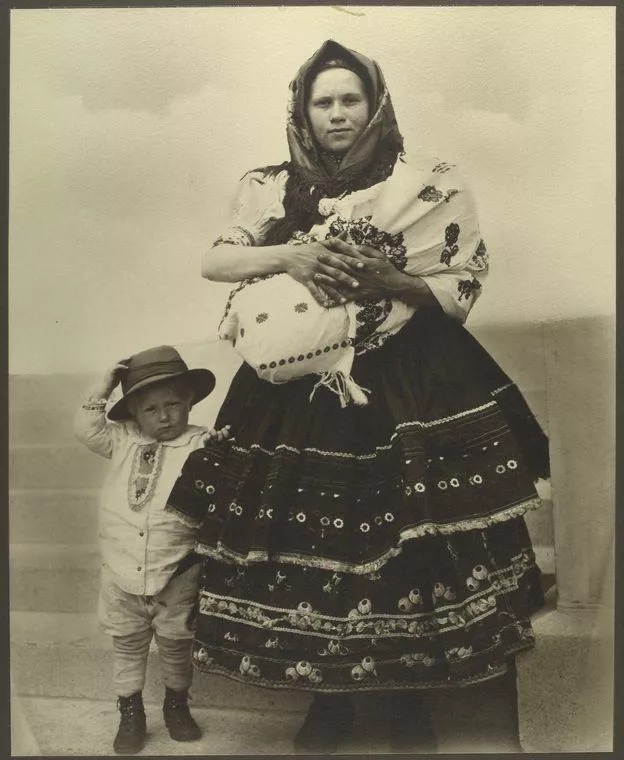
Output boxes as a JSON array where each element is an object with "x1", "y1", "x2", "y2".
[{"x1": 107, "y1": 345, "x2": 215, "y2": 421}]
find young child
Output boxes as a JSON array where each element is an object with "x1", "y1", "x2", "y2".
[{"x1": 73, "y1": 345, "x2": 230, "y2": 755}]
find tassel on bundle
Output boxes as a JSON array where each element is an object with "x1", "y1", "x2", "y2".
[{"x1": 309, "y1": 370, "x2": 371, "y2": 407}]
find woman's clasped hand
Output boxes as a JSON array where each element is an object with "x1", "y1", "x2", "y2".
[
  {"x1": 315, "y1": 237, "x2": 406, "y2": 304},
  {"x1": 279, "y1": 237, "x2": 358, "y2": 307},
  {"x1": 285, "y1": 234, "x2": 403, "y2": 307}
]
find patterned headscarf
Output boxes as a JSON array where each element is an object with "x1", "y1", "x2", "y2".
[
  {"x1": 262, "y1": 40, "x2": 404, "y2": 246},
  {"x1": 287, "y1": 39, "x2": 403, "y2": 187}
]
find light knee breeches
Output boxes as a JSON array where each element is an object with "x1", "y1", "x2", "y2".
[
  {"x1": 112, "y1": 632, "x2": 194, "y2": 697},
  {"x1": 112, "y1": 630, "x2": 152, "y2": 698}
]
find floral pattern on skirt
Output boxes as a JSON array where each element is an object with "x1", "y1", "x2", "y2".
[
  {"x1": 167, "y1": 309, "x2": 549, "y2": 691},
  {"x1": 190, "y1": 520, "x2": 542, "y2": 691}
]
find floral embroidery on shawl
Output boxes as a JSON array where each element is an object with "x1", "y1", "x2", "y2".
[
  {"x1": 418, "y1": 185, "x2": 446, "y2": 203},
  {"x1": 457, "y1": 277, "x2": 482, "y2": 302},
  {"x1": 471, "y1": 239, "x2": 489, "y2": 271},
  {"x1": 440, "y1": 223, "x2": 460, "y2": 266},
  {"x1": 327, "y1": 216, "x2": 408, "y2": 271},
  {"x1": 355, "y1": 298, "x2": 393, "y2": 343},
  {"x1": 432, "y1": 162, "x2": 456, "y2": 174}
]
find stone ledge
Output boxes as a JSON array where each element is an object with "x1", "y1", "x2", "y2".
[
  {"x1": 517, "y1": 605, "x2": 614, "y2": 753},
  {"x1": 10, "y1": 490, "x2": 99, "y2": 544},
  {"x1": 10, "y1": 544, "x2": 101, "y2": 613},
  {"x1": 9, "y1": 446, "x2": 108, "y2": 490}
]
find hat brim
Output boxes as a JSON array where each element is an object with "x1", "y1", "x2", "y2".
[{"x1": 107, "y1": 368, "x2": 216, "y2": 421}]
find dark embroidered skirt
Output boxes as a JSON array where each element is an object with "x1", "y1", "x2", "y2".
[{"x1": 168, "y1": 308, "x2": 549, "y2": 692}]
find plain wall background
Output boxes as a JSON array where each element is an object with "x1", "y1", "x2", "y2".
[{"x1": 9, "y1": 6, "x2": 614, "y2": 374}]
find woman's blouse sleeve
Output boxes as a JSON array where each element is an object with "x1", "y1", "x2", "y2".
[
  {"x1": 212, "y1": 169, "x2": 288, "y2": 248},
  {"x1": 374, "y1": 162, "x2": 490, "y2": 323}
]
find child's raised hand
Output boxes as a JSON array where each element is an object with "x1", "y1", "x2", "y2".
[
  {"x1": 203, "y1": 425, "x2": 232, "y2": 445},
  {"x1": 97, "y1": 361, "x2": 128, "y2": 400}
]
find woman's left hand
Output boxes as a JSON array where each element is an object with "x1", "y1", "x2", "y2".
[
  {"x1": 315, "y1": 239, "x2": 404, "y2": 302},
  {"x1": 203, "y1": 425, "x2": 232, "y2": 445}
]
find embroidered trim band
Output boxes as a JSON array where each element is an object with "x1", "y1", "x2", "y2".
[
  {"x1": 230, "y1": 442, "x2": 394, "y2": 460},
  {"x1": 195, "y1": 496, "x2": 542, "y2": 575},
  {"x1": 213, "y1": 226, "x2": 256, "y2": 248},
  {"x1": 127, "y1": 442, "x2": 164, "y2": 511},
  {"x1": 191, "y1": 657, "x2": 527, "y2": 693},
  {"x1": 81, "y1": 400, "x2": 107, "y2": 411}
]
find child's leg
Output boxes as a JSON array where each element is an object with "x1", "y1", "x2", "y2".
[
  {"x1": 112, "y1": 629, "x2": 153, "y2": 696},
  {"x1": 98, "y1": 566, "x2": 154, "y2": 695},
  {"x1": 97, "y1": 566, "x2": 153, "y2": 753},
  {"x1": 151, "y1": 563, "x2": 200, "y2": 685},
  {"x1": 154, "y1": 634, "x2": 193, "y2": 691},
  {"x1": 152, "y1": 564, "x2": 202, "y2": 741},
  {"x1": 111, "y1": 633, "x2": 151, "y2": 756}
]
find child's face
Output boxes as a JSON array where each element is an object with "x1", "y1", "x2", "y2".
[{"x1": 130, "y1": 382, "x2": 192, "y2": 441}]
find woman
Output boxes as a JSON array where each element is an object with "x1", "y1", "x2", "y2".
[{"x1": 167, "y1": 40, "x2": 549, "y2": 753}]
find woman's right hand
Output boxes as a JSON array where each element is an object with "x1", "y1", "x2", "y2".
[{"x1": 284, "y1": 240, "x2": 361, "y2": 307}]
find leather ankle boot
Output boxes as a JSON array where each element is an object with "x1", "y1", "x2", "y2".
[
  {"x1": 114, "y1": 692, "x2": 147, "y2": 755},
  {"x1": 163, "y1": 687, "x2": 202, "y2": 742}
]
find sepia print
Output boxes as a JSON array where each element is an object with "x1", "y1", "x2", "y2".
[{"x1": 9, "y1": 4, "x2": 615, "y2": 755}]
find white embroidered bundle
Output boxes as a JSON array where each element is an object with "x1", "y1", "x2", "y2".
[
  {"x1": 216, "y1": 160, "x2": 488, "y2": 406},
  {"x1": 219, "y1": 274, "x2": 370, "y2": 406}
]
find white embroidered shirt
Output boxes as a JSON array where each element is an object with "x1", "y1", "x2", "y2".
[{"x1": 74, "y1": 401, "x2": 208, "y2": 596}]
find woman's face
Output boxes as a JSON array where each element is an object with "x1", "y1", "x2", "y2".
[{"x1": 306, "y1": 68, "x2": 370, "y2": 154}]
